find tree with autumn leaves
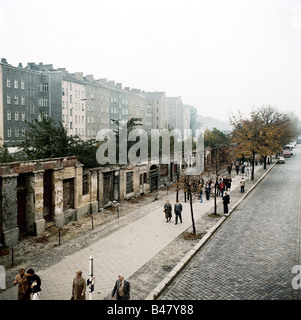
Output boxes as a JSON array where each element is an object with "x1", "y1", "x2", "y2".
[{"x1": 230, "y1": 106, "x2": 299, "y2": 180}]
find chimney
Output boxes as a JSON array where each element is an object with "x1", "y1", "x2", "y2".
[
  {"x1": 99, "y1": 78, "x2": 107, "y2": 85},
  {"x1": 1, "y1": 58, "x2": 8, "y2": 64},
  {"x1": 18, "y1": 62, "x2": 23, "y2": 68},
  {"x1": 86, "y1": 74, "x2": 94, "y2": 81},
  {"x1": 116, "y1": 83, "x2": 122, "y2": 89},
  {"x1": 108, "y1": 80, "x2": 115, "y2": 87},
  {"x1": 26, "y1": 62, "x2": 35, "y2": 70},
  {"x1": 39, "y1": 62, "x2": 43, "y2": 71},
  {"x1": 75, "y1": 72, "x2": 84, "y2": 80},
  {"x1": 124, "y1": 87, "x2": 131, "y2": 91},
  {"x1": 43, "y1": 64, "x2": 53, "y2": 70}
]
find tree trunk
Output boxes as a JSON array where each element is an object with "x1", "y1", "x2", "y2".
[
  {"x1": 214, "y1": 176, "x2": 218, "y2": 214},
  {"x1": 251, "y1": 152, "x2": 255, "y2": 181},
  {"x1": 189, "y1": 191, "x2": 196, "y2": 235}
]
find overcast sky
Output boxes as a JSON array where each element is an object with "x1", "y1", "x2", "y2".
[{"x1": 1, "y1": 0, "x2": 301, "y2": 123}]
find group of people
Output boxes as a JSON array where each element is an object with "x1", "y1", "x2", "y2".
[
  {"x1": 13, "y1": 268, "x2": 41, "y2": 300},
  {"x1": 163, "y1": 199, "x2": 183, "y2": 224},
  {"x1": 14, "y1": 267, "x2": 130, "y2": 300},
  {"x1": 200, "y1": 176, "x2": 232, "y2": 201}
]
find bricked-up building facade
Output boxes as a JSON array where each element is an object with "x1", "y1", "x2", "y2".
[
  {"x1": 0, "y1": 59, "x2": 63, "y2": 146},
  {"x1": 0, "y1": 157, "x2": 178, "y2": 247}
]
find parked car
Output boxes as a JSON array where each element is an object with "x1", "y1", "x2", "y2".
[
  {"x1": 277, "y1": 156, "x2": 285, "y2": 164},
  {"x1": 283, "y1": 149, "x2": 291, "y2": 158}
]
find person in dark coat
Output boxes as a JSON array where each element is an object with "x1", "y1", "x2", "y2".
[
  {"x1": 222, "y1": 192, "x2": 230, "y2": 214},
  {"x1": 205, "y1": 182, "x2": 211, "y2": 200},
  {"x1": 111, "y1": 274, "x2": 130, "y2": 300},
  {"x1": 26, "y1": 268, "x2": 41, "y2": 300},
  {"x1": 72, "y1": 270, "x2": 86, "y2": 300},
  {"x1": 174, "y1": 200, "x2": 183, "y2": 224},
  {"x1": 163, "y1": 200, "x2": 172, "y2": 222}
]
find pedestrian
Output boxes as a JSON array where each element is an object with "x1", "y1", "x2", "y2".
[
  {"x1": 219, "y1": 180, "x2": 225, "y2": 197},
  {"x1": 222, "y1": 192, "x2": 230, "y2": 214},
  {"x1": 71, "y1": 270, "x2": 86, "y2": 300},
  {"x1": 163, "y1": 200, "x2": 172, "y2": 222},
  {"x1": 205, "y1": 182, "x2": 211, "y2": 200},
  {"x1": 227, "y1": 162, "x2": 232, "y2": 175},
  {"x1": 26, "y1": 268, "x2": 41, "y2": 300},
  {"x1": 13, "y1": 268, "x2": 30, "y2": 300},
  {"x1": 240, "y1": 177, "x2": 245, "y2": 193},
  {"x1": 111, "y1": 274, "x2": 130, "y2": 300},
  {"x1": 226, "y1": 176, "x2": 232, "y2": 191},
  {"x1": 235, "y1": 161, "x2": 240, "y2": 175},
  {"x1": 199, "y1": 185, "x2": 203, "y2": 203},
  {"x1": 174, "y1": 200, "x2": 183, "y2": 224}
]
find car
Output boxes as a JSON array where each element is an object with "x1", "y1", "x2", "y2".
[
  {"x1": 277, "y1": 156, "x2": 285, "y2": 164},
  {"x1": 283, "y1": 149, "x2": 291, "y2": 158}
]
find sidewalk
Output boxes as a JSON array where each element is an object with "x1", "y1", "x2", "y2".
[{"x1": 0, "y1": 164, "x2": 270, "y2": 300}]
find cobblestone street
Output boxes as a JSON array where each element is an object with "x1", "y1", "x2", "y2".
[{"x1": 159, "y1": 147, "x2": 301, "y2": 300}]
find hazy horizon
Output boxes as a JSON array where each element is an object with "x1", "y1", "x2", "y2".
[{"x1": 1, "y1": 0, "x2": 300, "y2": 123}]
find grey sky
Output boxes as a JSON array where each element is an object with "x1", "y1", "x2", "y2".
[{"x1": 1, "y1": 0, "x2": 301, "y2": 123}]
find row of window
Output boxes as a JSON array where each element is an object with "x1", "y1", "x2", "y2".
[
  {"x1": 7, "y1": 127, "x2": 26, "y2": 138},
  {"x1": 7, "y1": 111, "x2": 26, "y2": 121},
  {"x1": 6, "y1": 95, "x2": 26, "y2": 105},
  {"x1": 6, "y1": 79, "x2": 49, "y2": 92},
  {"x1": 6, "y1": 79, "x2": 25, "y2": 90}
]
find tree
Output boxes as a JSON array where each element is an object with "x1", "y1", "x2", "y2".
[
  {"x1": 203, "y1": 128, "x2": 234, "y2": 215},
  {"x1": 175, "y1": 175, "x2": 201, "y2": 235},
  {"x1": 0, "y1": 140, "x2": 15, "y2": 163},
  {"x1": 21, "y1": 115, "x2": 100, "y2": 168},
  {"x1": 230, "y1": 106, "x2": 297, "y2": 178}
]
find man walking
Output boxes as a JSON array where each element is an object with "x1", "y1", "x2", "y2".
[
  {"x1": 111, "y1": 274, "x2": 130, "y2": 300},
  {"x1": 26, "y1": 268, "x2": 41, "y2": 300},
  {"x1": 174, "y1": 200, "x2": 183, "y2": 224},
  {"x1": 222, "y1": 192, "x2": 230, "y2": 214},
  {"x1": 240, "y1": 177, "x2": 245, "y2": 193}
]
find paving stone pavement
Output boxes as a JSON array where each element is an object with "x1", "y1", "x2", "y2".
[
  {"x1": 159, "y1": 147, "x2": 301, "y2": 300},
  {"x1": 0, "y1": 162, "x2": 263, "y2": 300}
]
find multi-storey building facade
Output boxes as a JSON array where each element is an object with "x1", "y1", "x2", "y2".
[
  {"x1": 84, "y1": 76, "x2": 110, "y2": 139},
  {"x1": 0, "y1": 59, "x2": 62, "y2": 146},
  {"x1": 145, "y1": 92, "x2": 169, "y2": 130},
  {"x1": 61, "y1": 70, "x2": 86, "y2": 139},
  {"x1": 107, "y1": 81, "x2": 129, "y2": 129},
  {"x1": 126, "y1": 88, "x2": 150, "y2": 131},
  {"x1": 167, "y1": 96, "x2": 184, "y2": 132}
]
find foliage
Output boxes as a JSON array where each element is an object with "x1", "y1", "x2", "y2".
[{"x1": 20, "y1": 115, "x2": 100, "y2": 168}]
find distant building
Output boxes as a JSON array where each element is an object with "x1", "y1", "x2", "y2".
[
  {"x1": 167, "y1": 96, "x2": 184, "y2": 132},
  {"x1": 0, "y1": 58, "x2": 62, "y2": 146},
  {"x1": 107, "y1": 81, "x2": 129, "y2": 129},
  {"x1": 60, "y1": 70, "x2": 86, "y2": 139},
  {"x1": 145, "y1": 92, "x2": 168, "y2": 130}
]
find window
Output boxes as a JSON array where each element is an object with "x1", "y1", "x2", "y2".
[
  {"x1": 14, "y1": 80, "x2": 18, "y2": 89},
  {"x1": 43, "y1": 112, "x2": 49, "y2": 120},
  {"x1": 70, "y1": 95, "x2": 72, "y2": 103},
  {"x1": 7, "y1": 111, "x2": 11, "y2": 121},
  {"x1": 21, "y1": 81, "x2": 25, "y2": 90},
  {"x1": 14, "y1": 95, "x2": 18, "y2": 105},
  {"x1": 7, "y1": 78, "x2": 11, "y2": 88},
  {"x1": 30, "y1": 105, "x2": 35, "y2": 114},
  {"x1": 126, "y1": 172, "x2": 134, "y2": 194},
  {"x1": 41, "y1": 83, "x2": 48, "y2": 92},
  {"x1": 70, "y1": 122, "x2": 73, "y2": 129},
  {"x1": 7, "y1": 94, "x2": 11, "y2": 104},
  {"x1": 15, "y1": 111, "x2": 19, "y2": 121},
  {"x1": 7, "y1": 127, "x2": 11, "y2": 137},
  {"x1": 22, "y1": 127, "x2": 26, "y2": 136},
  {"x1": 82, "y1": 104, "x2": 84, "y2": 111},
  {"x1": 22, "y1": 112, "x2": 25, "y2": 121},
  {"x1": 15, "y1": 127, "x2": 19, "y2": 137},
  {"x1": 82, "y1": 174, "x2": 89, "y2": 195},
  {"x1": 62, "y1": 88, "x2": 65, "y2": 96},
  {"x1": 21, "y1": 96, "x2": 25, "y2": 105},
  {"x1": 70, "y1": 109, "x2": 72, "y2": 116}
]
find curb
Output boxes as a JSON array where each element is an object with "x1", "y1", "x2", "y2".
[{"x1": 145, "y1": 162, "x2": 277, "y2": 300}]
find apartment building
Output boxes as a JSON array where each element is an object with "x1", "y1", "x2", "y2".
[
  {"x1": 0, "y1": 58, "x2": 62, "y2": 146},
  {"x1": 145, "y1": 91, "x2": 169, "y2": 130}
]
